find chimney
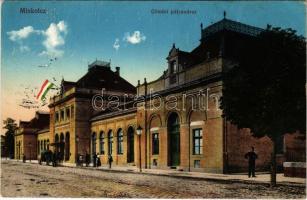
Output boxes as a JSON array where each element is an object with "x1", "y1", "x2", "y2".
[{"x1": 115, "y1": 67, "x2": 120, "y2": 76}]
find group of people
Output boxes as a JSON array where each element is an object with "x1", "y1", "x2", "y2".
[
  {"x1": 37, "y1": 150, "x2": 63, "y2": 167},
  {"x1": 77, "y1": 152, "x2": 113, "y2": 168}
]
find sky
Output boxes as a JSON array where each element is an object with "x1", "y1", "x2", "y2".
[{"x1": 1, "y1": 1, "x2": 306, "y2": 132}]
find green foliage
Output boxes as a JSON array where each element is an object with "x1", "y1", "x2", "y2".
[
  {"x1": 3, "y1": 118, "x2": 17, "y2": 158},
  {"x1": 221, "y1": 27, "x2": 306, "y2": 140}
]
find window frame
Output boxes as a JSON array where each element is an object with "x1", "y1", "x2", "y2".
[
  {"x1": 117, "y1": 129, "x2": 124, "y2": 155},
  {"x1": 193, "y1": 128, "x2": 203, "y2": 155},
  {"x1": 66, "y1": 107, "x2": 70, "y2": 120},
  {"x1": 55, "y1": 112, "x2": 59, "y2": 123},
  {"x1": 152, "y1": 132, "x2": 159, "y2": 155},
  {"x1": 60, "y1": 109, "x2": 65, "y2": 121},
  {"x1": 99, "y1": 132, "x2": 105, "y2": 155}
]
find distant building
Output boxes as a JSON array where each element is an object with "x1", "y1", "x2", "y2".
[
  {"x1": 1, "y1": 135, "x2": 7, "y2": 157},
  {"x1": 14, "y1": 111, "x2": 49, "y2": 160}
]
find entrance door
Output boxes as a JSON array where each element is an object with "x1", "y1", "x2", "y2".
[
  {"x1": 127, "y1": 127, "x2": 134, "y2": 163},
  {"x1": 60, "y1": 133, "x2": 65, "y2": 161},
  {"x1": 168, "y1": 113, "x2": 180, "y2": 166}
]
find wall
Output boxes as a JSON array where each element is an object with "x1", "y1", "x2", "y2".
[{"x1": 91, "y1": 113, "x2": 137, "y2": 166}]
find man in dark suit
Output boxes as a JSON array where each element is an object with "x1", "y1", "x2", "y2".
[{"x1": 245, "y1": 146, "x2": 258, "y2": 177}]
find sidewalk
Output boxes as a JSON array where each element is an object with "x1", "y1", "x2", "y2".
[
  {"x1": 5, "y1": 158, "x2": 305, "y2": 187},
  {"x1": 63, "y1": 162, "x2": 306, "y2": 187}
]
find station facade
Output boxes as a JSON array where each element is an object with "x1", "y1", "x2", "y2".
[{"x1": 14, "y1": 16, "x2": 305, "y2": 173}]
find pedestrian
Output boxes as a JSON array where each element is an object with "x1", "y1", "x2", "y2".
[
  {"x1": 52, "y1": 151, "x2": 57, "y2": 167},
  {"x1": 85, "y1": 152, "x2": 90, "y2": 167},
  {"x1": 46, "y1": 150, "x2": 52, "y2": 166},
  {"x1": 108, "y1": 154, "x2": 113, "y2": 169},
  {"x1": 245, "y1": 146, "x2": 258, "y2": 177},
  {"x1": 93, "y1": 153, "x2": 97, "y2": 167},
  {"x1": 22, "y1": 154, "x2": 26, "y2": 163},
  {"x1": 76, "y1": 153, "x2": 80, "y2": 166},
  {"x1": 96, "y1": 154, "x2": 101, "y2": 167}
]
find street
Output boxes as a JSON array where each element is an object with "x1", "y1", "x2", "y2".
[{"x1": 1, "y1": 160, "x2": 305, "y2": 198}]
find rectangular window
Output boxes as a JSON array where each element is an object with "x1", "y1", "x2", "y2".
[
  {"x1": 117, "y1": 131, "x2": 123, "y2": 154},
  {"x1": 100, "y1": 134, "x2": 104, "y2": 154},
  {"x1": 66, "y1": 108, "x2": 70, "y2": 120},
  {"x1": 152, "y1": 133, "x2": 159, "y2": 155},
  {"x1": 55, "y1": 112, "x2": 59, "y2": 123},
  {"x1": 170, "y1": 61, "x2": 177, "y2": 73},
  {"x1": 170, "y1": 74, "x2": 176, "y2": 84},
  {"x1": 193, "y1": 129, "x2": 203, "y2": 155},
  {"x1": 153, "y1": 159, "x2": 158, "y2": 166},
  {"x1": 60, "y1": 109, "x2": 65, "y2": 121},
  {"x1": 194, "y1": 160, "x2": 201, "y2": 168}
]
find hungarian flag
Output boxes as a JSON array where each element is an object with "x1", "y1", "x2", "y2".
[{"x1": 36, "y1": 80, "x2": 54, "y2": 100}]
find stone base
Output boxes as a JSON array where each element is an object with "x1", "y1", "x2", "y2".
[{"x1": 283, "y1": 162, "x2": 306, "y2": 178}]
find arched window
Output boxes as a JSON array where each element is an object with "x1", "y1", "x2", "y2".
[
  {"x1": 60, "y1": 133, "x2": 65, "y2": 161},
  {"x1": 127, "y1": 126, "x2": 134, "y2": 163},
  {"x1": 117, "y1": 129, "x2": 123, "y2": 154},
  {"x1": 40, "y1": 140, "x2": 43, "y2": 152},
  {"x1": 55, "y1": 134, "x2": 59, "y2": 143},
  {"x1": 92, "y1": 132, "x2": 97, "y2": 156},
  {"x1": 99, "y1": 132, "x2": 104, "y2": 154},
  {"x1": 108, "y1": 131, "x2": 113, "y2": 155},
  {"x1": 47, "y1": 139, "x2": 50, "y2": 150}
]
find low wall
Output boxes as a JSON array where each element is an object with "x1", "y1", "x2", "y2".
[{"x1": 283, "y1": 162, "x2": 306, "y2": 178}]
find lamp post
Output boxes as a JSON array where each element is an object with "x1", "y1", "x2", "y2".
[
  {"x1": 136, "y1": 125, "x2": 143, "y2": 172},
  {"x1": 75, "y1": 135, "x2": 79, "y2": 166}
]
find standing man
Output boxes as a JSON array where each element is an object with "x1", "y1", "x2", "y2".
[
  {"x1": 93, "y1": 153, "x2": 97, "y2": 167},
  {"x1": 85, "y1": 152, "x2": 90, "y2": 167},
  {"x1": 108, "y1": 154, "x2": 113, "y2": 169},
  {"x1": 52, "y1": 151, "x2": 57, "y2": 167},
  {"x1": 245, "y1": 146, "x2": 258, "y2": 177}
]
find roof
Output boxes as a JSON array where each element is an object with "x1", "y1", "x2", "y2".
[
  {"x1": 91, "y1": 107, "x2": 137, "y2": 122},
  {"x1": 88, "y1": 60, "x2": 110, "y2": 69},
  {"x1": 90, "y1": 100, "x2": 136, "y2": 122},
  {"x1": 201, "y1": 18, "x2": 263, "y2": 40},
  {"x1": 75, "y1": 61, "x2": 136, "y2": 93},
  {"x1": 37, "y1": 128, "x2": 50, "y2": 134},
  {"x1": 62, "y1": 80, "x2": 76, "y2": 92},
  {"x1": 28, "y1": 112, "x2": 50, "y2": 129},
  {"x1": 19, "y1": 121, "x2": 30, "y2": 127},
  {"x1": 141, "y1": 17, "x2": 263, "y2": 89}
]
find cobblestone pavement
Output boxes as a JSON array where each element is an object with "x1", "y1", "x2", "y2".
[{"x1": 1, "y1": 160, "x2": 305, "y2": 198}]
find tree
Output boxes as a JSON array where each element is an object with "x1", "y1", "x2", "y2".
[
  {"x1": 220, "y1": 26, "x2": 306, "y2": 187},
  {"x1": 3, "y1": 118, "x2": 17, "y2": 159}
]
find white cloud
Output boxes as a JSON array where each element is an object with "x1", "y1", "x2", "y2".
[
  {"x1": 19, "y1": 45, "x2": 30, "y2": 52},
  {"x1": 57, "y1": 21, "x2": 67, "y2": 34},
  {"x1": 123, "y1": 31, "x2": 146, "y2": 44},
  {"x1": 7, "y1": 26, "x2": 35, "y2": 41},
  {"x1": 113, "y1": 38, "x2": 120, "y2": 51},
  {"x1": 40, "y1": 20, "x2": 68, "y2": 57},
  {"x1": 7, "y1": 21, "x2": 68, "y2": 57}
]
